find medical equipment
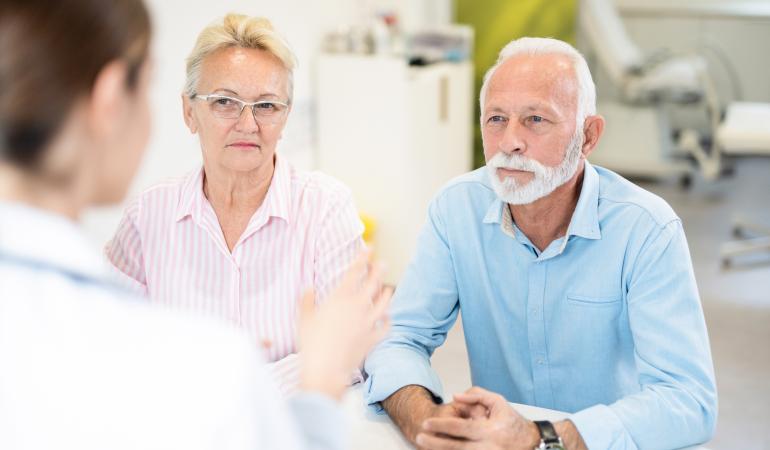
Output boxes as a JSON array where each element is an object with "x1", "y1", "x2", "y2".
[
  {"x1": 579, "y1": 0, "x2": 770, "y2": 267},
  {"x1": 579, "y1": 0, "x2": 719, "y2": 185}
]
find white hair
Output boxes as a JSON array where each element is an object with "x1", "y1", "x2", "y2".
[{"x1": 479, "y1": 37, "x2": 596, "y2": 128}]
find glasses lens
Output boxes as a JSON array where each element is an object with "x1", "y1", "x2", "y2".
[
  {"x1": 207, "y1": 97, "x2": 241, "y2": 119},
  {"x1": 253, "y1": 102, "x2": 287, "y2": 124}
]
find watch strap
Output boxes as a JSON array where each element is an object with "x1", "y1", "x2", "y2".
[{"x1": 534, "y1": 420, "x2": 564, "y2": 449}]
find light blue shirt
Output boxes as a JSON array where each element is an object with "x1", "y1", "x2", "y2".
[{"x1": 364, "y1": 163, "x2": 717, "y2": 449}]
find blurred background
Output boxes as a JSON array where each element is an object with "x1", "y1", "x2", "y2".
[{"x1": 82, "y1": 1, "x2": 770, "y2": 448}]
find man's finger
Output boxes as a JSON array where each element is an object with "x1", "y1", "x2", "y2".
[
  {"x1": 422, "y1": 417, "x2": 484, "y2": 441},
  {"x1": 454, "y1": 388, "x2": 506, "y2": 411},
  {"x1": 452, "y1": 400, "x2": 488, "y2": 419}
]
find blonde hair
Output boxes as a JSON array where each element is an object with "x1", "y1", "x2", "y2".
[{"x1": 183, "y1": 14, "x2": 297, "y2": 102}]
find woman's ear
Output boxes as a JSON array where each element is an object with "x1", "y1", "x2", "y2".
[{"x1": 182, "y1": 94, "x2": 197, "y2": 134}]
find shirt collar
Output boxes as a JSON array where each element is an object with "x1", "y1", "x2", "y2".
[
  {"x1": 481, "y1": 162, "x2": 602, "y2": 241},
  {"x1": 258, "y1": 154, "x2": 291, "y2": 224},
  {"x1": 483, "y1": 197, "x2": 505, "y2": 225},
  {"x1": 174, "y1": 166, "x2": 203, "y2": 222},
  {"x1": 174, "y1": 155, "x2": 292, "y2": 225},
  {"x1": 567, "y1": 161, "x2": 601, "y2": 240},
  {"x1": 0, "y1": 201, "x2": 109, "y2": 281}
]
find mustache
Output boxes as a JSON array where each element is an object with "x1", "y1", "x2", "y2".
[{"x1": 488, "y1": 154, "x2": 547, "y2": 173}]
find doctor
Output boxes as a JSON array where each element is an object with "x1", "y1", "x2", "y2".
[{"x1": 0, "y1": 1, "x2": 389, "y2": 449}]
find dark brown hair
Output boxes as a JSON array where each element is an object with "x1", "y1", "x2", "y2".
[{"x1": 0, "y1": 0, "x2": 151, "y2": 168}]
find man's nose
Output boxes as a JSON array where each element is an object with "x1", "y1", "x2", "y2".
[{"x1": 499, "y1": 122, "x2": 525, "y2": 155}]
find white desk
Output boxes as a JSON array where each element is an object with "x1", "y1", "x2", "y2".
[
  {"x1": 343, "y1": 385, "x2": 708, "y2": 450},
  {"x1": 344, "y1": 386, "x2": 567, "y2": 450}
]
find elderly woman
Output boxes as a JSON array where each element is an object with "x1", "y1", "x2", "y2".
[{"x1": 105, "y1": 14, "x2": 364, "y2": 389}]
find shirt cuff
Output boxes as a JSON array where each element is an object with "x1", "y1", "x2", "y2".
[
  {"x1": 289, "y1": 393, "x2": 347, "y2": 450},
  {"x1": 363, "y1": 346, "x2": 444, "y2": 414},
  {"x1": 569, "y1": 404, "x2": 637, "y2": 450}
]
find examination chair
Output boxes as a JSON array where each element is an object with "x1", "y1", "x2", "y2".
[{"x1": 579, "y1": 0, "x2": 770, "y2": 267}]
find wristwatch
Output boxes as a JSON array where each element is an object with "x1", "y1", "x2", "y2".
[{"x1": 533, "y1": 420, "x2": 566, "y2": 450}]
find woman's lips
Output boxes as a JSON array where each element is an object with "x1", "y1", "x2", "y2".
[{"x1": 227, "y1": 141, "x2": 260, "y2": 149}]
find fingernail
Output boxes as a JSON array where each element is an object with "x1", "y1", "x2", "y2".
[{"x1": 415, "y1": 434, "x2": 425, "y2": 445}]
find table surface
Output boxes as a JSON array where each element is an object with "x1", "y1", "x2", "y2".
[{"x1": 343, "y1": 385, "x2": 707, "y2": 450}]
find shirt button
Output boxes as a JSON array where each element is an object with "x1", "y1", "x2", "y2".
[
  {"x1": 530, "y1": 307, "x2": 539, "y2": 314},
  {"x1": 537, "y1": 358, "x2": 545, "y2": 365}
]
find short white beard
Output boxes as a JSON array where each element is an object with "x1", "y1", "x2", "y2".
[{"x1": 487, "y1": 129, "x2": 584, "y2": 205}]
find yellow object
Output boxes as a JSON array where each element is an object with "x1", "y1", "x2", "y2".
[{"x1": 359, "y1": 212, "x2": 377, "y2": 245}]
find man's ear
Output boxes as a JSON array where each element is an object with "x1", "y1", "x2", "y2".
[
  {"x1": 88, "y1": 61, "x2": 129, "y2": 138},
  {"x1": 580, "y1": 114, "x2": 605, "y2": 159},
  {"x1": 182, "y1": 93, "x2": 197, "y2": 134}
]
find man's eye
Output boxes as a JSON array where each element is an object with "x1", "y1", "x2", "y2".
[
  {"x1": 528, "y1": 115, "x2": 544, "y2": 123},
  {"x1": 487, "y1": 115, "x2": 506, "y2": 124}
]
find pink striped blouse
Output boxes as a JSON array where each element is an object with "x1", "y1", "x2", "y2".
[{"x1": 105, "y1": 156, "x2": 364, "y2": 392}]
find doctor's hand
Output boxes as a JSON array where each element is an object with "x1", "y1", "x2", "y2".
[
  {"x1": 416, "y1": 387, "x2": 540, "y2": 450},
  {"x1": 297, "y1": 252, "x2": 392, "y2": 400}
]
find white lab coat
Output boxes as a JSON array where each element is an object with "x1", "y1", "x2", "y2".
[{"x1": 0, "y1": 202, "x2": 344, "y2": 450}]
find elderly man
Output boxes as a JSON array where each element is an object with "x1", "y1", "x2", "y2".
[{"x1": 363, "y1": 37, "x2": 717, "y2": 450}]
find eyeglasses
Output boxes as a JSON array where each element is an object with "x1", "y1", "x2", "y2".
[{"x1": 193, "y1": 94, "x2": 289, "y2": 125}]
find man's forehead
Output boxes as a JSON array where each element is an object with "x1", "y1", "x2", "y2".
[
  {"x1": 486, "y1": 53, "x2": 578, "y2": 110},
  {"x1": 497, "y1": 52, "x2": 574, "y2": 77}
]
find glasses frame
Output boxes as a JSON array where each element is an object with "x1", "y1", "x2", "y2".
[{"x1": 193, "y1": 93, "x2": 290, "y2": 125}]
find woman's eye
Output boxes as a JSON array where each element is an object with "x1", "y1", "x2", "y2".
[
  {"x1": 256, "y1": 102, "x2": 276, "y2": 110},
  {"x1": 214, "y1": 98, "x2": 235, "y2": 106}
]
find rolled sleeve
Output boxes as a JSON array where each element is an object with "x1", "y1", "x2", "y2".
[{"x1": 364, "y1": 346, "x2": 444, "y2": 412}]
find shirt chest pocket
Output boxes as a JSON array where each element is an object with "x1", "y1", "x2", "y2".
[{"x1": 566, "y1": 293, "x2": 622, "y2": 307}]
